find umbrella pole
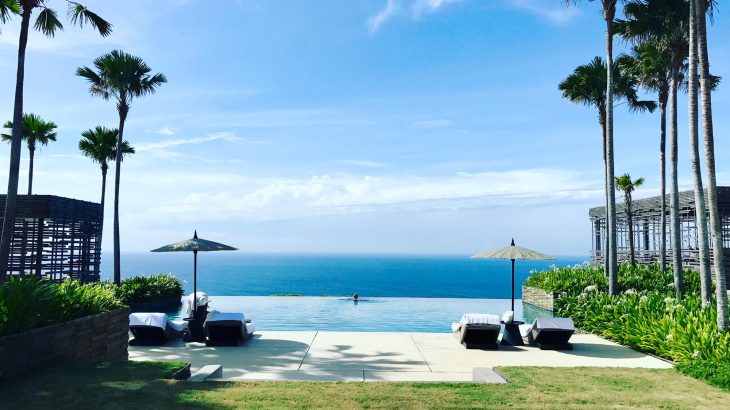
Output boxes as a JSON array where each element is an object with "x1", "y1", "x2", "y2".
[
  {"x1": 193, "y1": 249, "x2": 198, "y2": 314},
  {"x1": 511, "y1": 258, "x2": 515, "y2": 312}
]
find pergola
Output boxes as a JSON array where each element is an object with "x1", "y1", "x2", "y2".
[
  {"x1": 0, "y1": 195, "x2": 102, "y2": 283},
  {"x1": 589, "y1": 187, "x2": 730, "y2": 288}
]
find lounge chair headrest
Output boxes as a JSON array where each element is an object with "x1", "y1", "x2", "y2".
[
  {"x1": 460, "y1": 313, "x2": 500, "y2": 326},
  {"x1": 501, "y1": 311, "x2": 514, "y2": 324},
  {"x1": 129, "y1": 312, "x2": 169, "y2": 329},
  {"x1": 535, "y1": 317, "x2": 574, "y2": 331}
]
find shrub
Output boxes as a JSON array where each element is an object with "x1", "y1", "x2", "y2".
[
  {"x1": 114, "y1": 274, "x2": 183, "y2": 305},
  {"x1": 0, "y1": 276, "x2": 124, "y2": 337},
  {"x1": 677, "y1": 359, "x2": 730, "y2": 391},
  {"x1": 524, "y1": 263, "x2": 700, "y2": 296}
]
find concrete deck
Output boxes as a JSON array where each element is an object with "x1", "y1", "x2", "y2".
[{"x1": 129, "y1": 331, "x2": 672, "y2": 382}]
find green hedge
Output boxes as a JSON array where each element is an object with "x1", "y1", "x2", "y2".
[
  {"x1": 112, "y1": 274, "x2": 184, "y2": 305},
  {"x1": 524, "y1": 263, "x2": 700, "y2": 295},
  {"x1": 0, "y1": 276, "x2": 123, "y2": 337},
  {"x1": 677, "y1": 360, "x2": 730, "y2": 391}
]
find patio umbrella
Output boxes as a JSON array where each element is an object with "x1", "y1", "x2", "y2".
[
  {"x1": 471, "y1": 239, "x2": 555, "y2": 312},
  {"x1": 151, "y1": 231, "x2": 237, "y2": 313}
]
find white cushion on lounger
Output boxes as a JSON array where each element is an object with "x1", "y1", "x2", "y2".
[
  {"x1": 245, "y1": 322, "x2": 256, "y2": 335},
  {"x1": 206, "y1": 311, "x2": 245, "y2": 323},
  {"x1": 535, "y1": 317, "x2": 575, "y2": 331},
  {"x1": 459, "y1": 313, "x2": 500, "y2": 326},
  {"x1": 129, "y1": 312, "x2": 168, "y2": 330},
  {"x1": 168, "y1": 320, "x2": 188, "y2": 332},
  {"x1": 519, "y1": 324, "x2": 532, "y2": 337},
  {"x1": 501, "y1": 311, "x2": 514, "y2": 324}
]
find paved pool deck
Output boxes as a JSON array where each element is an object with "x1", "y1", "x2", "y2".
[{"x1": 129, "y1": 331, "x2": 672, "y2": 382}]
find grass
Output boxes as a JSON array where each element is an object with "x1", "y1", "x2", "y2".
[{"x1": 2, "y1": 361, "x2": 730, "y2": 409}]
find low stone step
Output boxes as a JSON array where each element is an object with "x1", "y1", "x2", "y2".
[
  {"x1": 472, "y1": 367, "x2": 508, "y2": 384},
  {"x1": 189, "y1": 365, "x2": 223, "y2": 381}
]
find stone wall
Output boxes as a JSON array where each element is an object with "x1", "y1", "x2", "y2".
[
  {"x1": 0, "y1": 307, "x2": 129, "y2": 379},
  {"x1": 522, "y1": 286, "x2": 556, "y2": 312}
]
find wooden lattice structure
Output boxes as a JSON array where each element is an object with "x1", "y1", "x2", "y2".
[
  {"x1": 589, "y1": 187, "x2": 730, "y2": 287},
  {"x1": 0, "y1": 195, "x2": 102, "y2": 283}
]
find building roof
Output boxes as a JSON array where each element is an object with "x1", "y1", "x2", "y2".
[{"x1": 589, "y1": 186, "x2": 730, "y2": 218}]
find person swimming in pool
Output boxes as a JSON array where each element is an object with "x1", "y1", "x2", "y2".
[{"x1": 353, "y1": 293, "x2": 359, "y2": 301}]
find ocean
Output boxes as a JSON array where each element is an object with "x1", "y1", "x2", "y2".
[{"x1": 101, "y1": 252, "x2": 587, "y2": 299}]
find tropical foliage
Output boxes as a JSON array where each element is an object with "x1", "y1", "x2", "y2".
[
  {"x1": 1, "y1": 113, "x2": 57, "y2": 195},
  {"x1": 111, "y1": 274, "x2": 184, "y2": 306},
  {"x1": 0, "y1": 276, "x2": 122, "y2": 337},
  {"x1": 77, "y1": 50, "x2": 166, "y2": 284},
  {"x1": 614, "y1": 173, "x2": 644, "y2": 266}
]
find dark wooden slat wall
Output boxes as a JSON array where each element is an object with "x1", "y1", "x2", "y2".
[
  {"x1": 0, "y1": 195, "x2": 102, "y2": 283},
  {"x1": 589, "y1": 187, "x2": 730, "y2": 288}
]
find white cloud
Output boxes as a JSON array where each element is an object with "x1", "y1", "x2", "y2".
[
  {"x1": 135, "y1": 131, "x2": 262, "y2": 153},
  {"x1": 508, "y1": 0, "x2": 580, "y2": 24},
  {"x1": 126, "y1": 167, "x2": 603, "y2": 225},
  {"x1": 412, "y1": 0, "x2": 464, "y2": 18},
  {"x1": 341, "y1": 160, "x2": 390, "y2": 168},
  {"x1": 147, "y1": 127, "x2": 177, "y2": 136},
  {"x1": 368, "y1": 0, "x2": 399, "y2": 34},
  {"x1": 412, "y1": 119, "x2": 452, "y2": 128}
]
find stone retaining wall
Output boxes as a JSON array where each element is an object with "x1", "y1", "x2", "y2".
[
  {"x1": 522, "y1": 286, "x2": 557, "y2": 312},
  {"x1": 0, "y1": 307, "x2": 129, "y2": 379}
]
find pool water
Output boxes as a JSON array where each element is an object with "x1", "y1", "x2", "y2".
[{"x1": 170, "y1": 296, "x2": 552, "y2": 333}]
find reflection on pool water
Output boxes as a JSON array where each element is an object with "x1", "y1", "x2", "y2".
[{"x1": 169, "y1": 296, "x2": 554, "y2": 333}]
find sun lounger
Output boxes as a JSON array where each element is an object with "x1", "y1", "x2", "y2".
[
  {"x1": 129, "y1": 312, "x2": 187, "y2": 346},
  {"x1": 203, "y1": 311, "x2": 255, "y2": 346},
  {"x1": 519, "y1": 317, "x2": 574, "y2": 350},
  {"x1": 451, "y1": 313, "x2": 501, "y2": 350}
]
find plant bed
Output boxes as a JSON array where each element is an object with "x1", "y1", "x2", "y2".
[{"x1": 0, "y1": 307, "x2": 130, "y2": 379}]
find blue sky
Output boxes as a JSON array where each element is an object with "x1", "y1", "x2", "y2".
[{"x1": 0, "y1": 0, "x2": 728, "y2": 255}]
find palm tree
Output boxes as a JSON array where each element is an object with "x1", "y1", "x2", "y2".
[
  {"x1": 79, "y1": 126, "x2": 134, "y2": 275},
  {"x1": 0, "y1": 1, "x2": 110, "y2": 283},
  {"x1": 565, "y1": 0, "x2": 624, "y2": 295},
  {"x1": 76, "y1": 50, "x2": 166, "y2": 284},
  {"x1": 615, "y1": 174, "x2": 645, "y2": 266},
  {"x1": 619, "y1": 0, "x2": 693, "y2": 297},
  {"x1": 620, "y1": 41, "x2": 674, "y2": 277},
  {"x1": 695, "y1": 0, "x2": 728, "y2": 330},
  {"x1": 559, "y1": 56, "x2": 656, "y2": 292},
  {"x1": 1, "y1": 113, "x2": 57, "y2": 195}
]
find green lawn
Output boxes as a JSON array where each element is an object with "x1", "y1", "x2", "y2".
[{"x1": 2, "y1": 361, "x2": 730, "y2": 409}]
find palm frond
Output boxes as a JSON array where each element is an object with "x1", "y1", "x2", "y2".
[
  {"x1": 66, "y1": 1, "x2": 112, "y2": 36},
  {"x1": 34, "y1": 7, "x2": 64, "y2": 37},
  {"x1": 0, "y1": 0, "x2": 20, "y2": 25}
]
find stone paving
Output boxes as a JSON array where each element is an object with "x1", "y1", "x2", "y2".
[{"x1": 130, "y1": 331, "x2": 672, "y2": 382}]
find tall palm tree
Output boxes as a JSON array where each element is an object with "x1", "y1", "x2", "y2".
[
  {"x1": 619, "y1": 0, "x2": 694, "y2": 297},
  {"x1": 695, "y1": 0, "x2": 728, "y2": 330},
  {"x1": 565, "y1": 0, "x2": 624, "y2": 295},
  {"x1": 620, "y1": 41, "x2": 671, "y2": 275},
  {"x1": 0, "y1": 0, "x2": 110, "y2": 283},
  {"x1": 79, "y1": 126, "x2": 134, "y2": 275},
  {"x1": 615, "y1": 174, "x2": 645, "y2": 267},
  {"x1": 76, "y1": 50, "x2": 166, "y2": 284},
  {"x1": 560, "y1": 56, "x2": 656, "y2": 288},
  {"x1": 2, "y1": 113, "x2": 57, "y2": 195}
]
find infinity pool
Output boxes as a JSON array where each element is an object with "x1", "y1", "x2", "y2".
[{"x1": 171, "y1": 296, "x2": 552, "y2": 333}]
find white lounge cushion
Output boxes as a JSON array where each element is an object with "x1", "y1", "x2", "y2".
[
  {"x1": 518, "y1": 324, "x2": 532, "y2": 337},
  {"x1": 501, "y1": 311, "x2": 514, "y2": 324},
  {"x1": 245, "y1": 322, "x2": 256, "y2": 335},
  {"x1": 129, "y1": 312, "x2": 168, "y2": 330},
  {"x1": 459, "y1": 313, "x2": 500, "y2": 327},
  {"x1": 206, "y1": 311, "x2": 245, "y2": 323},
  {"x1": 168, "y1": 320, "x2": 188, "y2": 332}
]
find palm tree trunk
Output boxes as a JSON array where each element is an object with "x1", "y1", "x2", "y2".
[
  {"x1": 27, "y1": 146, "x2": 34, "y2": 195},
  {"x1": 659, "y1": 98, "x2": 667, "y2": 274},
  {"x1": 97, "y1": 164, "x2": 107, "y2": 278},
  {"x1": 600, "y1": 114, "x2": 609, "y2": 277},
  {"x1": 113, "y1": 105, "x2": 128, "y2": 284},
  {"x1": 688, "y1": 0, "x2": 712, "y2": 306},
  {"x1": 669, "y1": 66, "x2": 684, "y2": 297},
  {"x1": 627, "y1": 194, "x2": 635, "y2": 266},
  {"x1": 0, "y1": 8, "x2": 32, "y2": 282},
  {"x1": 605, "y1": 12, "x2": 618, "y2": 296},
  {"x1": 696, "y1": 0, "x2": 729, "y2": 329}
]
